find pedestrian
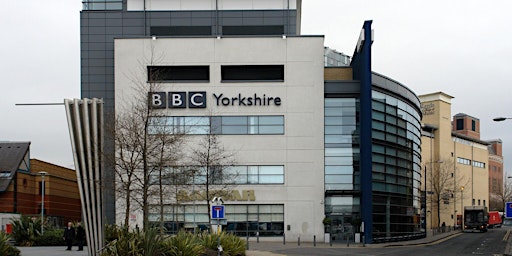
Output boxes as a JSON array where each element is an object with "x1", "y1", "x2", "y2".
[
  {"x1": 63, "y1": 222, "x2": 75, "y2": 251},
  {"x1": 76, "y1": 222, "x2": 85, "y2": 251},
  {"x1": 441, "y1": 221, "x2": 446, "y2": 232}
]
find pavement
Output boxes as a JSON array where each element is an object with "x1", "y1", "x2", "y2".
[{"x1": 15, "y1": 230, "x2": 465, "y2": 256}]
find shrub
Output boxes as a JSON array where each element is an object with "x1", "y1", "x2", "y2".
[
  {"x1": 162, "y1": 231, "x2": 204, "y2": 256},
  {"x1": 199, "y1": 232, "x2": 245, "y2": 256},
  {"x1": 10, "y1": 215, "x2": 42, "y2": 246},
  {"x1": 219, "y1": 232, "x2": 245, "y2": 256},
  {"x1": 100, "y1": 226, "x2": 165, "y2": 256},
  {"x1": 0, "y1": 232, "x2": 20, "y2": 256},
  {"x1": 33, "y1": 228, "x2": 65, "y2": 246}
]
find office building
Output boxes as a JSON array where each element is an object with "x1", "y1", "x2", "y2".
[{"x1": 80, "y1": 0, "x2": 423, "y2": 243}]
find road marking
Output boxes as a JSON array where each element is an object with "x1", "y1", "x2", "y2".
[{"x1": 503, "y1": 230, "x2": 511, "y2": 242}]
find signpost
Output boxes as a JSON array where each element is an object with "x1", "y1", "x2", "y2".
[
  {"x1": 506, "y1": 202, "x2": 512, "y2": 218},
  {"x1": 211, "y1": 197, "x2": 225, "y2": 256}
]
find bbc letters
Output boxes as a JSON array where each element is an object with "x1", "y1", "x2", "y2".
[{"x1": 149, "y1": 92, "x2": 281, "y2": 109}]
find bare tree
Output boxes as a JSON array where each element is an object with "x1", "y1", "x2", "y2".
[
  {"x1": 427, "y1": 158, "x2": 468, "y2": 227},
  {"x1": 187, "y1": 124, "x2": 237, "y2": 227},
  {"x1": 111, "y1": 45, "x2": 185, "y2": 230},
  {"x1": 490, "y1": 174, "x2": 512, "y2": 212}
]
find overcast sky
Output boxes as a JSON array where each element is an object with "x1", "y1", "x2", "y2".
[{"x1": 1, "y1": 1, "x2": 511, "y2": 173}]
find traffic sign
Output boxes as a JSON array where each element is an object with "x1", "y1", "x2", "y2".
[
  {"x1": 211, "y1": 205, "x2": 225, "y2": 219},
  {"x1": 506, "y1": 202, "x2": 512, "y2": 218}
]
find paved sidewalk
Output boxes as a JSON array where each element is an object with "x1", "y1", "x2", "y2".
[{"x1": 16, "y1": 230, "x2": 461, "y2": 256}]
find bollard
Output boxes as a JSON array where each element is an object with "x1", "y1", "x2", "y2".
[
  {"x1": 257, "y1": 232, "x2": 259, "y2": 243},
  {"x1": 298, "y1": 235, "x2": 300, "y2": 246},
  {"x1": 314, "y1": 235, "x2": 316, "y2": 247},
  {"x1": 246, "y1": 236, "x2": 249, "y2": 250},
  {"x1": 329, "y1": 234, "x2": 332, "y2": 247},
  {"x1": 283, "y1": 233, "x2": 286, "y2": 245}
]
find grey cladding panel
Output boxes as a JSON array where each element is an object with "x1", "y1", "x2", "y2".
[
  {"x1": 106, "y1": 18, "x2": 123, "y2": 26},
  {"x1": 149, "y1": 12, "x2": 171, "y2": 19},
  {"x1": 244, "y1": 17, "x2": 265, "y2": 25},
  {"x1": 192, "y1": 11, "x2": 213, "y2": 18}
]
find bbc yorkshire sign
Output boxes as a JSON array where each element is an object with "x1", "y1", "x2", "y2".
[{"x1": 149, "y1": 91, "x2": 282, "y2": 109}]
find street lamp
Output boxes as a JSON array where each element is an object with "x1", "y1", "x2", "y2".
[
  {"x1": 38, "y1": 171, "x2": 48, "y2": 234},
  {"x1": 493, "y1": 117, "x2": 512, "y2": 122},
  {"x1": 460, "y1": 186, "x2": 464, "y2": 230}
]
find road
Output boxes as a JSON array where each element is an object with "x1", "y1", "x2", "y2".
[{"x1": 261, "y1": 229, "x2": 510, "y2": 256}]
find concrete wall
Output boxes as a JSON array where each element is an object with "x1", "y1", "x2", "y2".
[{"x1": 114, "y1": 36, "x2": 326, "y2": 241}]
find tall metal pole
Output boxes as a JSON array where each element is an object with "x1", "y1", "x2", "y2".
[{"x1": 38, "y1": 171, "x2": 48, "y2": 234}]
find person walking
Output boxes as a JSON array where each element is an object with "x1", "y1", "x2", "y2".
[
  {"x1": 63, "y1": 222, "x2": 75, "y2": 251},
  {"x1": 76, "y1": 222, "x2": 85, "y2": 251}
]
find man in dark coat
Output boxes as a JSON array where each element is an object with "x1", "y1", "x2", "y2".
[
  {"x1": 63, "y1": 222, "x2": 75, "y2": 251},
  {"x1": 76, "y1": 222, "x2": 86, "y2": 251}
]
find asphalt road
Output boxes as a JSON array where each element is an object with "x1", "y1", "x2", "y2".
[{"x1": 258, "y1": 229, "x2": 510, "y2": 256}]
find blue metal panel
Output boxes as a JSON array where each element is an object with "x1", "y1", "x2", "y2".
[{"x1": 351, "y1": 20, "x2": 373, "y2": 243}]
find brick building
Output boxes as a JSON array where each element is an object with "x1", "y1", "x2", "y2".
[{"x1": 0, "y1": 142, "x2": 81, "y2": 228}]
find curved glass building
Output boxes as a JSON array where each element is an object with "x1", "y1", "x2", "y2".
[{"x1": 324, "y1": 34, "x2": 423, "y2": 242}]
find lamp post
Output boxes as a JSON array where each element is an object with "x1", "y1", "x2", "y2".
[
  {"x1": 460, "y1": 186, "x2": 464, "y2": 231},
  {"x1": 493, "y1": 117, "x2": 512, "y2": 122},
  {"x1": 38, "y1": 171, "x2": 48, "y2": 234}
]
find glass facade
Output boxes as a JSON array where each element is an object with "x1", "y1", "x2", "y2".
[
  {"x1": 324, "y1": 98, "x2": 362, "y2": 239},
  {"x1": 148, "y1": 204, "x2": 284, "y2": 236},
  {"x1": 371, "y1": 90, "x2": 422, "y2": 241},
  {"x1": 323, "y1": 88, "x2": 422, "y2": 242}
]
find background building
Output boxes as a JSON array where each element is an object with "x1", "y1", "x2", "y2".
[
  {"x1": 420, "y1": 92, "x2": 492, "y2": 229},
  {"x1": 0, "y1": 142, "x2": 81, "y2": 230}
]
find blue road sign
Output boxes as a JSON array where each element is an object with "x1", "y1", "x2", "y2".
[
  {"x1": 506, "y1": 202, "x2": 512, "y2": 218},
  {"x1": 211, "y1": 205, "x2": 225, "y2": 219}
]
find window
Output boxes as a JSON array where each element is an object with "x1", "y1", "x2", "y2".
[
  {"x1": 149, "y1": 115, "x2": 284, "y2": 135},
  {"x1": 150, "y1": 26, "x2": 212, "y2": 36},
  {"x1": 222, "y1": 25, "x2": 284, "y2": 35},
  {"x1": 148, "y1": 66, "x2": 209, "y2": 82},
  {"x1": 221, "y1": 65, "x2": 284, "y2": 82},
  {"x1": 471, "y1": 120, "x2": 476, "y2": 131},
  {"x1": 151, "y1": 165, "x2": 285, "y2": 185},
  {"x1": 456, "y1": 119, "x2": 464, "y2": 130},
  {"x1": 82, "y1": 0, "x2": 122, "y2": 10}
]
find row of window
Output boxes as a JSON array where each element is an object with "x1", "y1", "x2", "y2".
[
  {"x1": 148, "y1": 204, "x2": 284, "y2": 236},
  {"x1": 457, "y1": 157, "x2": 486, "y2": 168},
  {"x1": 149, "y1": 165, "x2": 284, "y2": 185},
  {"x1": 83, "y1": 0, "x2": 122, "y2": 10},
  {"x1": 150, "y1": 25, "x2": 285, "y2": 36},
  {"x1": 149, "y1": 115, "x2": 284, "y2": 135},
  {"x1": 147, "y1": 65, "x2": 284, "y2": 82}
]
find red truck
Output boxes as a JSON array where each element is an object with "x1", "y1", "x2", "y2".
[{"x1": 488, "y1": 211, "x2": 502, "y2": 228}]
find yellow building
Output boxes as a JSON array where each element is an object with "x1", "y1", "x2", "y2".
[{"x1": 420, "y1": 92, "x2": 489, "y2": 229}]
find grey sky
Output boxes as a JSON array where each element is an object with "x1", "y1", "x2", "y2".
[{"x1": 1, "y1": 1, "x2": 511, "y2": 173}]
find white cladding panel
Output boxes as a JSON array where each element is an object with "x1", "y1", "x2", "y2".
[
  {"x1": 128, "y1": 0, "x2": 296, "y2": 11},
  {"x1": 115, "y1": 36, "x2": 324, "y2": 240}
]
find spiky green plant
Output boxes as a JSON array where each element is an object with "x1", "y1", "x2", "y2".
[
  {"x1": 199, "y1": 231, "x2": 245, "y2": 256},
  {"x1": 162, "y1": 231, "x2": 204, "y2": 256},
  {"x1": 10, "y1": 215, "x2": 42, "y2": 246},
  {"x1": 100, "y1": 225, "x2": 165, "y2": 256},
  {"x1": 0, "y1": 232, "x2": 20, "y2": 256}
]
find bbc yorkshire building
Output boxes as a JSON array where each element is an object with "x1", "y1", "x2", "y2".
[{"x1": 82, "y1": 0, "x2": 424, "y2": 244}]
